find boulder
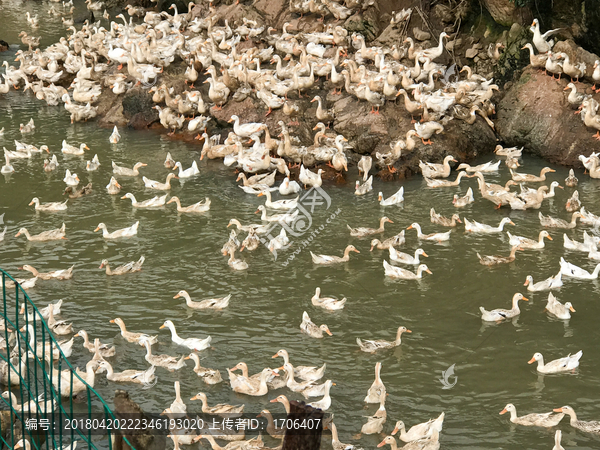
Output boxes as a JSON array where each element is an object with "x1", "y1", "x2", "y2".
[
  {"x1": 480, "y1": 0, "x2": 532, "y2": 26},
  {"x1": 495, "y1": 67, "x2": 600, "y2": 167},
  {"x1": 121, "y1": 87, "x2": 158, "y2": 129}
]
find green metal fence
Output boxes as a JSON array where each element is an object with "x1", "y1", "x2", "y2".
[{"x1": 0, "y1": 268, "x2": 135, "y2": 449}]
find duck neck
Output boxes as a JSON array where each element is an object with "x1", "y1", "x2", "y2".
[
  {"x1": 80, "y1": 331, "x2": 91, "y2": 347},
  {"x1": 167, "y1": 324, "x2": 180, "y2": 341}
]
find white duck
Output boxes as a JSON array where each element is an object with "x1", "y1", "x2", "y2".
[
  {"x1": 257, "y1": 191, "x2": 298, "y2": 210},
  {"x1": 545, "y1": 293, "x2": 575, "y2": 320},
  {"x1": 160, "y1": 320, "x2": 211, "y2": 352},
  {"x1": 389, "y1": 247, "x2": 428, "y2": 265},
  {"x1": 379, "y1": 187, "x2": 404, "y2": 206},
  {"x1": 63, "y1": 169, "x2": 79, "y2": 186},
  {"x1": 559, "y1": 257, "x2": 600, "y2": 279},
  {"x1": 174, "y1": 161, "x2": 200, "y2": 178},
  {"x1": 407, "y1": 223, "x2": 451, "y2": 242},
  {"x1": 383, "y1": 261, "x2": 432, "y2": 279},
  {"x1": 121, "y1": 193, "x2": 168, "y2": 208},
  {"x1": 29, "y1": 197, "x2": 68, "y2": 212},
  {"x1": 61, "y1": 140, "x2": 89, "y2": 155},
  {"x1": 480, "y1": 293, "x2": 528, "y2": 322},
  {"x1": 311, "y1": 287, "x2": 346, "y2": 311},
  {"x1": 524, "y1": 272, "x2": 563, "y2": 292},
  {"x1": 94, "y1": 221, "x2": 139, "y2": 239},
  {"x1": 109, "y1": 126, "x2": 121, "y2": 144},
  {"x1": 528, "y1": 350, "x2": 583, "y2": 373},
  {"x1": 299, "y1": 165, "x2": 323, "y2": 188},
  {"x1": 143, "y1": 173, "x2": 178, "y2": 190},
  {"x1": 279, "y1": 177, "x2": 301, "y2": 195},
  {"x1": 464, "y1": 217, "x2": 514, "y2": 233}
]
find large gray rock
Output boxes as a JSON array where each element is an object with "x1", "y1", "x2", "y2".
[
  {"x1": 121, "y1": 87, "x2": 158, "y2": 129},
  {"x1": 496, "y1": 67, "x2": 600, "y2": 167}
]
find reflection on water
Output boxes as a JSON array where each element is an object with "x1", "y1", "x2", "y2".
[{"x1": 2, "y1": 2, "x2": 600, "y2": 449}]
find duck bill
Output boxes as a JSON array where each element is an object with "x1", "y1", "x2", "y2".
[
  {"x1": 109, "y1": 319, "x2": 115, "y2": 324},
  {"x1": 425, "y1": 269, "x2": 432, "y2": 274},
  {"x1": 499, "y1": 408, "x2": 507, "y2": 415},
  {"x1": 377, "y1": 441, "x2": 386, "y2": 448},
  {"x1": 325, "y1": 329, "x2": 333, "y2": 336},
  {"x1": 422, "y1": 252, "x2": 429, "y2": 257},
  {"x1": 271, "y1": 353, "x2": 279, "y2": 358},
  {"x1": 173, "y1": 294, "x2": 181, "y2": 299},
  {"x1": 527, "y1": 357, "x2": 536, "y2": 364},
  {"x1": 569, "y1": 306, "x2": 576, "y2": 312},
  {"x1": 547, "y1": 235, "x2": 553, "y2": 240},
  {"x1": 159, "y1": 324, "x2": 166, "y2": 329},
  {"x1": 93, "y1": 227, "x2": 100, "y2": 232},
  {"x1": 269, "y1": 398, "x2": 279, "y2": 403},
  {"x1": 407, "y1": 225, "x2": 413, "y2": 230},
  {"x1": 522, "y1": 297, "x2": 529, "y2": 301},
  {"x1": 553, "y1": 408, "x2": 563, "y2": 413},
  {"x1": 405, "y1": 329, "x2": 412, "y2": 333},
  {"x1": 524, "y1": 279, "x2": 529, "y2": 286}
]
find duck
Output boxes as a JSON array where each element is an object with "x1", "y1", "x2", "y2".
[
  {"x1": 539, "y1": 211, "x2": 583, "y2": 229},
  {"x1": 238, "y1": 171, "x2": 277, "y2": 187},
  {"x1": 190, "y1": 392, "x2": 242, "y2": 416},
  {"x1": 430, "y1": 209, "x2": 461, "y2": 227},
  {"x1": 99, "y1": 256, "x2": 145, "y2": 276},
  {"x1": 164, "y1": 152, "x2": 176, "y2": 169},
  {"x1": 228, "y1": 115, "x2": 265, "y2": 138},
  {"x1": 15, "y1": 223, "x2": 66, "y2": 241},
  {"x1": 479, "y1": 293, "x2": 528, "y2": 321},
  {"x1": 407, "y1": 222, "x2": 451, "y2": 242},
  {"x1": 499, "y1": 403, "x2": 565, "y2": 428},
  {"x1": 464, "y1": 217, "x2": 514, "y2": 233},
  {"x1": 553, "y1": 406, "x2": 600, "y2": 433},
  {"x1": 160, "y1": 320, "x2": 211, "y2": 352},
  {"x1": 529, "y1": 350, "x2": 583, "y2": 373},
  {"x1": 166, "y1": 196, "x2": 211, "y2": 213},
  {"x1": 357, "y1": 326, "x2": 411, "y2": 353},
  {"x1": 186, "y1": 356, "x2": 223, "y2": 385},
  {"x1": 508, "y1": 230, "x2": 552, "y2": 249},
  {"x1": 307, "y1": 379, "x2": 333, "y2": 411},
  {"x1": 452, "y1": 188, "x2": 475, "y2": 208},
  {"x1": 98, "y1": 360, "x2": 155, "y2": 385},
  {"x1": 494, "y1": 145, "x2": 523, "y2": 157},
  {"x1": 232, "y1": 367, "x2": 277, "y2": 396},
  {"x1": 240, "y1": 229, "x2": 260, "y2": 252},
  {"x1": 511, "y1": 167, "x2": 555, "y2": 182},
  {"x1": 379, "y1": 187, "x2": 404, "y2": 206},
  {"x1": 477, "y1": 245, "x2": 520, "y2": 266},
  {"x1": 19, "y1": 264, "x2": 74, "y2": 280},
  {"x1": 355, "y1": 175, "x2": 373, "y2": 195},
  {"x1": 565, "y1": 169, "x2": 578, "y2": 187},
  {"x1": 311, "y1": 95, "x2": 335, "y2": 123},
  {"x1": 565, "y1": 190, "x2": 581, "y2": 212},
  {"x1": 383, "y1": 261, "x2": 431, "y2": 279},
  {"x1": 419, "y1": 155, "x2": 457, "y2": 178},
  {"x1": 95, "y1": 221, "x2": 139, "y2": 239},
  {"x1": 392, "y1": 413, "x2": 445, "y2": 443},
  {"x1": 300, "y1": 311, "x2": 333, "y2": 339},
  {"x1": 327, "y1": 422, "x2": 360, "y2": 450},
  {"x1": 299, "y1": 165, "x2": 323, "y2": 189},
  {"x1": 279, "y1": 177, "x2": 301, "y2": 195},
  {"x1": 109, "y1": 318, "x2": 157, "y2": 345},
  {"x1": 227, "y1": 219, "x2": 270, "y2": 235},
  {"x1": 74, "y1": 329, "x2": 116, "y2": 358},
  {"x1": 257, "y1": 190, "x2": 298, "y2": 210},
  {"x1": 174, "y1": 290, "x2": 230, "y2": 310},
  {"x1": 112, "y1": 161, "x2": 147, "y2": 176},
  {"x1": 424, "y1": 171, "x2": 470, "y2": 188},
  {"x1": 271, "y1": 349, "x2": 326, "y2": 382},
  {"x1": 142, "y1": 173, "x2": 178, "y2": 190},
  {"x1": 109, "y1": 126, "x2": 121, "y2": 144},
  {"x1": 174, "y1": 161, "x2": 200, "y2": 178},
  {"x1": 311, "y1": 245, "x2": 360, "y2": 264},
  {"x1": 378, "y1": 432, "x2": 440, "y2": 450},
  {"x1": 86, "y1": 155, "x2": 100, "y2": 171},
  {"x1": 311, "y1": 287, "x2": 346, "y2": 311},
  {"x1": 414, "y1": 121, "x2": 444, "y2": 145},
  {"x1": 348, "y1": 217, "x2": 393, "y2": 237},
  {"x1": 106, "y1": 177, "x2": 121, "y2": 195},
  {"x1": 457, "y1": 161, "x2": 501, "y2": 173},
  {"x1": 559, "y1": 257, "x2": 600, "y2": 279},
  {"x1": 1, "y1": 154, "x2": 14, "y2": 174},
  {"x1": 63, "y1": 170, "x2": 79, "y2": 186},
  {"x1": 389, "y1": 248, "x2": 428, "y2": 265},
  {"x1": 28, "y1": 197, "x2": 68, "y2": 212},
  {"x1": 47, "y1": 307, "x2": 73, "y2": 335},
  {"x1": 224, "y1": 248, "x2": 249, "y2": 271},
  {"x1": 524, "y1": 270, "x2": 563, "y2": 291},
  {"x1": 61, "y1": 140, "x2": 89, "y2": 155},
  {"x1": 121, "y1": 193, "x2": 167, "y2": 208},
  {"x1": 545, "y1": 292, "x2": 575, "y2": 320},
  {"x1": 564, "y1": 83, "x2": 588, "y2": 106},
  {"x1": 141, "y1": 339, "x2": 186, "y2": 372}
]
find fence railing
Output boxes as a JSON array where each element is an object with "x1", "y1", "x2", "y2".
[{"x1": 0, "y1": 268, "x2": 134, "y2": 449}]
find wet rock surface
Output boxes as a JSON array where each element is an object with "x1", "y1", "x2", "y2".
[{"x1": 495, "y1": 67, "x2": 600, "y2": 167}]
